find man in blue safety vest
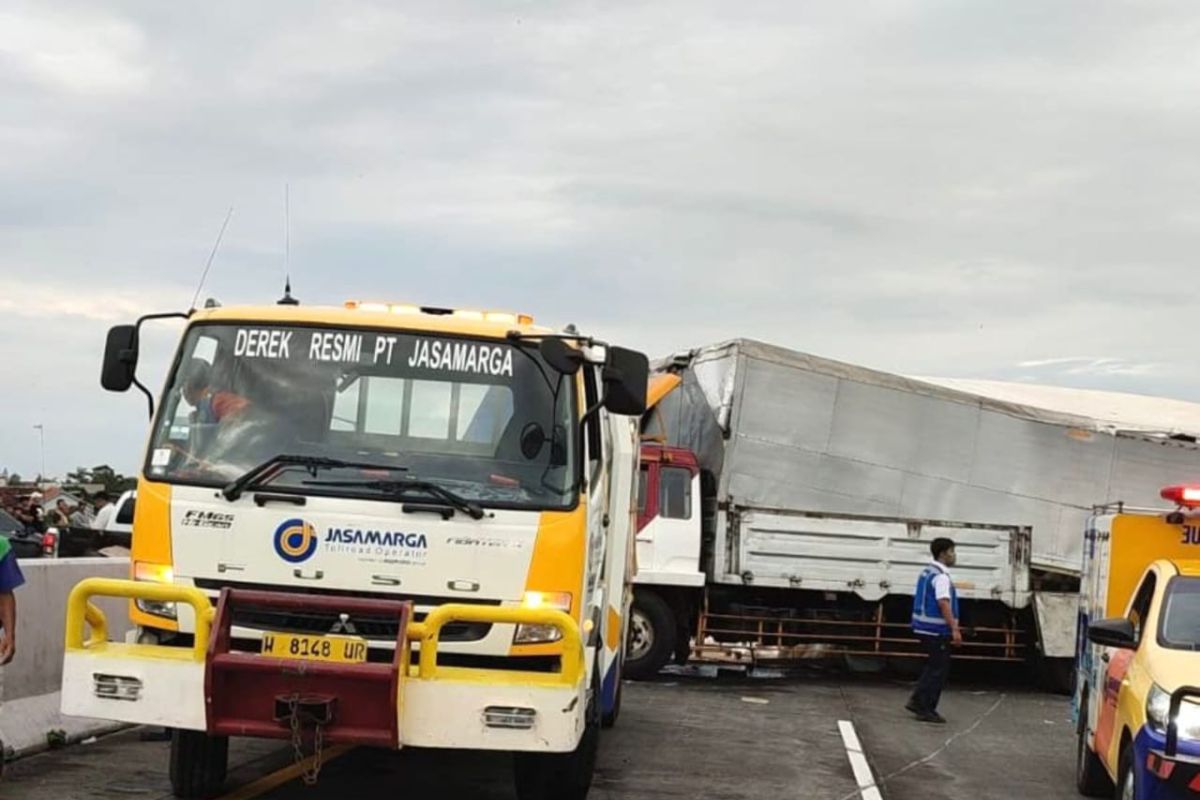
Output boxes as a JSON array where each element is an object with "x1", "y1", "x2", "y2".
[{"x1": 905, "y1": 537, "x2": 961, "y2": 724}]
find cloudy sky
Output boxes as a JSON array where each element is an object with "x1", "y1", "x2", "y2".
[{"x1": 3, "y1": 1, "x2": 1200, "y2": 477}]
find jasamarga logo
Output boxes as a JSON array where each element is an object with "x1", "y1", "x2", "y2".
[{"x1": 325, "y1": 529, "x2": 428, "y2": 549}]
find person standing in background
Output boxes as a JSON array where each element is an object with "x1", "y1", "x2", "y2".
[
  {"x1": 48, "y1": 499, "x2": 72, "y2": 528},
  {"x1": 906, "y1": 537, "x2": 962, "y2": 724},
  {"x1": 24, "y1": 493, "x2": 45, "y2": 535},
  {"x1": 91, "y1": 493, "x2": 115, "y2": 531},
  {"x1": 69, "y1": 502, "x2": 91, "y2": 528}
]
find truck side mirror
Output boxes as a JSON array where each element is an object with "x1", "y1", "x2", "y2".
[
  {"x1": 1087, "y1": 618, "x2": 1137, "y2": 649},
  {"x1": 101, "y1": 325, "x2": 140, "y2": 392},
  {"x1": 602, "y1": 346, "x2": 649, "y2": 416},
  {"x1": 539, "y1": 338, "x2": 583, "y2": 375}
]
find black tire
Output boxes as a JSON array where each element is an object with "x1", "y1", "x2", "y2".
[
  {"x1": 169, "y1": 730, "x2": 228, "y2": 799},
  {"x1": 624, "y1": 590, "x2": 675, "y2": 680},
  {"x1": 1114, "y1": 742, "x2": 1135, "y2": 800},
  {"x1": 1076, "y1": 691, "x2": 1113, "y2": 797},
  {"x1": 514, "y1": 676, "x2": 601, "y2": 800}
]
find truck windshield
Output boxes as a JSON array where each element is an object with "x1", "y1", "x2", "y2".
[
  {"x1": 1160, "y1": 577, "x2": 1200, "y2": 651},
  {"x1": 146, "y1": 323, "x2": 579, "y2": 511}
]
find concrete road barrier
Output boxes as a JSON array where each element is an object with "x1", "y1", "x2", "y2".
[{"x1": 1, "y1": 558, "x2": 133, "y2": 760}]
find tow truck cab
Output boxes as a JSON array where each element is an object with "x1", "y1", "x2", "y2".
[
  {"x1": 1075, "y1": 486, "x2": 1200, "y2": 800},
  {"x1": 63, "y1": 300, "x2": 649, "y2": 800}
]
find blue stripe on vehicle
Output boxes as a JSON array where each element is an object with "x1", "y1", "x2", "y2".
[{"x1": 601, "y1": 657, "x2": 620, "y2": 714}]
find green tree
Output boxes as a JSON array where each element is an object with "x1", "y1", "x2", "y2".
[
  {"x1": 66, "y1": 467, "x2": 94, "y2": 485},
  {"x1": 87, "y1": 465, "x2": 137, "y2": 494}
]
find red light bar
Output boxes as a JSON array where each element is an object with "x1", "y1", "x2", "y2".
[{"x1": 1160, "y1": 485, "x2": 1200, "y2": 508}]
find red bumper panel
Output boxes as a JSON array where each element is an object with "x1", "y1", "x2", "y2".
[{"x1": 204, "y1": 588, "x2": 412, "y2": 748}]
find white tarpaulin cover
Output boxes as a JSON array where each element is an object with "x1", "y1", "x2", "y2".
[
  {"x1": 654, "y1": 340, "x2": 1200, "y2": 575},
  {"x1": 917, "y1": 377, "x2": 1200, "y2": 439}
]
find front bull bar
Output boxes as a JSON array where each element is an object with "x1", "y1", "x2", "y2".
[{"x1": 61, "y1": 578, "x2": 586, "y2": 751}]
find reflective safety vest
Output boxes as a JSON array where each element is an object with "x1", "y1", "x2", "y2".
[{"x1": 911, "y1": 564, "x2": 959, "y2": 636}]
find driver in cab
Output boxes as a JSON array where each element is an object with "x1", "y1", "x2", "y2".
[{"x1": 183, "y1": 360, "x2": 249, "y2": 425}]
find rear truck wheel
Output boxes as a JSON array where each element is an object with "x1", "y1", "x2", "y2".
[
  {"x1": 1115, "y1": 740, "x2": 1135, "y2": 800},
  {"x1": 513, "y1": 673, "x2": 601, "y2": 800},
  {"x1": 169, "y1": 729, "x2": 228, "y2": 799},
  {"x1": 623, "y1": 590, "x2": 675, "y2": 680},
  {"x1": 1076, "y1": 693, "x2": 1113, "y2": 797}
]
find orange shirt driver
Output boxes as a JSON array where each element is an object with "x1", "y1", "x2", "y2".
[{"x1": 182, "y1": 362, "x2": 249, "y2": 424}]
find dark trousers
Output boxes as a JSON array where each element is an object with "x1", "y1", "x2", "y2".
[{"x1": 910, "y1": 635, "x2": 951, "y2": 713}]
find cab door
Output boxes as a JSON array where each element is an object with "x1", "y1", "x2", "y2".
[
  {"x1": 582, "y1": 367, "x2": 610, "y2": 662},
  {"x1": 1095, "y1": 569, "x2": 1157, "y2": 768}
]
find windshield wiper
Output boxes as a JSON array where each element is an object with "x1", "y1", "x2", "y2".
[
  {"x1": 302, "y1": 478, "x2": 486, "y2": 520},
  {"x1": 222, "y1": 455, "x2": 409, "y2": 502}
]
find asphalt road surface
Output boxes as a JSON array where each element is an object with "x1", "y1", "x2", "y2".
[{"x1": 1, "y1": 671, "x2": 1080, "y2": 800}]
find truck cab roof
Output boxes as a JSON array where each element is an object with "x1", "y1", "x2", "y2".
[
  {"x1": 1166, "y1": 559, "x2": 1200, "y2": 577},
  {"x1": 191, "y1": 302, "x2": 553, "y2": 340}
]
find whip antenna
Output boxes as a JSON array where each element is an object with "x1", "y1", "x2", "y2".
[{"x1": 190, "y1": 206, "x2": 234, "y2": 311}]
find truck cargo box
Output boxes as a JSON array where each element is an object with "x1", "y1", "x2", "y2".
[{"x1": 653, "y1": 339, "x2": 1200, "y2": 576}]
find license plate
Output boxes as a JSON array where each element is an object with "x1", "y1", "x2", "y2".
[{"x1": 261, "y1": 632, "x2": 368, "y2": 664}]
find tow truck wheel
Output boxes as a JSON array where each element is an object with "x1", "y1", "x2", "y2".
[
  {"x1": 623, "y1": 590, "x2": 675, "y2": 681},
  {"x1": 513, "y1": 676, "x2": 601, "y2": 800},
  {"x1": 1075, "y1": 693, "x2": 1112, "y2": 797},
  {"x1": 169, "y1": 730, "x2": 228, "y2": 799},
  {"x1": 1116, "y1": 743, "x2": 1136, "y2": 800}
]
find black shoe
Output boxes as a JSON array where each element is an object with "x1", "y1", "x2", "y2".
[
  {"x1": 905, "y1": 701, "x2": 923, "y2": 715},
  {"x1": 915, "y1": 712, "x2": 947, "y2": 724}
]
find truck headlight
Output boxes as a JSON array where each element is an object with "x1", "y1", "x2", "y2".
[
  {"x1": 513, "y1": 591, "x2": 572, "y2": 644},
  {"x1": 133, "y1": 561, "x2": 178, "y2": 620},
  {"x1": 1147, "y1": 684, "x2": 1200, "y2": 741}
]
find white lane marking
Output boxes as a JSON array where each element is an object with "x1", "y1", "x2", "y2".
[{"x1": 838, "y1": 720, "x2": 883, "y2": 800}]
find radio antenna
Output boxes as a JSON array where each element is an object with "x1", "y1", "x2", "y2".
[
  {"x1": 277, "y1": 183, "x2": 299, "y2": 305},
  {"x1": 284, "y1": 182, "x2": 290, "y2": 280},
  {"x1": 190, "y1": 206, "x2": 234, "y2": 311}
]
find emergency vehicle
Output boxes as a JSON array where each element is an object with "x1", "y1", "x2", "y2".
[
  {"x1": 1075, "y1": 486, "x2": 1200, "y2": 799},
  {"x1": 61, "y1": 299, "x2": 649, "y2": 800}
]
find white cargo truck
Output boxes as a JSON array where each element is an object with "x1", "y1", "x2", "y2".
[{"x1": 625, "y1": 339, "x2": 1200, "y2": 686}]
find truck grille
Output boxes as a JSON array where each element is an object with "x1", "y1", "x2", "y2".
[{"x1": 194, "y1": 579, "x2": 497, "y2": 643}]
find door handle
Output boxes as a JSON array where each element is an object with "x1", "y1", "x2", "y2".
[
  {"x1": 293, "y1": 569, "x2": 324, "y2": 581},
  {"x1": 1101, "y1": 652, "x2": 1110, "y2": 664}
]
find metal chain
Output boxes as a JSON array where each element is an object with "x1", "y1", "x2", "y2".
[
  {"x1": 305, "y1": 724, "x2": 325, "y2": 786},
  {"x1": 286, "y1": 694, "x2": 325, "y2": 787}
]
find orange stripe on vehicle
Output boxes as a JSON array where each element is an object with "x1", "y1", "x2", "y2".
[
  {"x1": 130, "y1": 478, "x2": 178, "y2": 632},
  {"x1": 606, "y1": 606, "x2": 622, "y2": 651},
  {"x1": 509, "y1": 505, "x2": 587, "y2": 657}
]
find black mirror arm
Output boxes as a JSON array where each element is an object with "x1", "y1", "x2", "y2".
[
  {"x1": 581, "y1": 386, "x2": 611, "y2": 427},
  {"x1": 132, "y1": 377, "x2": 155, "y2": 420},
  {"x1": 571, "y1": 386, "x2": 613, "y2": 495},
  {"x1": 128, "y1": 311, "x2": 192, "y2": 421}
]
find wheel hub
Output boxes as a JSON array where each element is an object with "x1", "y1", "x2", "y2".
[{"x1": 628, "y1": 608, "x2": 654, "y2": 661}]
